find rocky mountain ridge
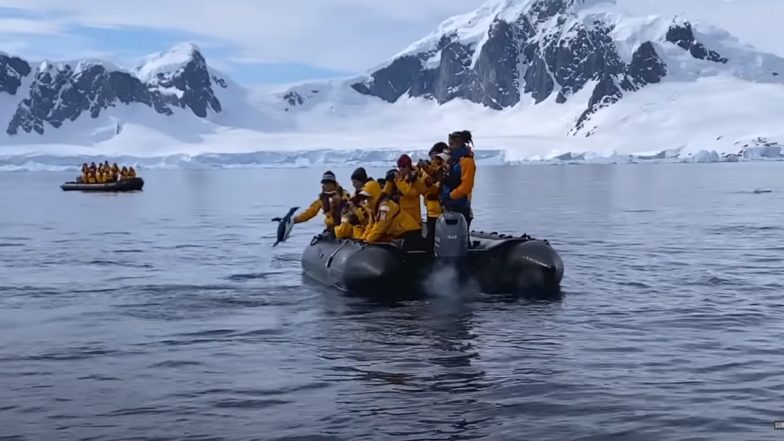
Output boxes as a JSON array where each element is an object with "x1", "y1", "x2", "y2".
[{"x1": 0, "y1": 43, "x2": 227, "y2": 136}]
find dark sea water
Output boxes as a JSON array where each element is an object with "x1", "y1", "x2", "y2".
[{"x1": 1, "y1": 163, "x2": 783, "y2": 441}]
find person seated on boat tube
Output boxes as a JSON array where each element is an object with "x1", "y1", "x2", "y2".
[
  {"x1": 350, "y1": 167, "x2": 370, "y2": 194},
  {"x1": 119, "y1": 166, "x2": 128, "y2": 179},
  {"x1": 79, "y1": 163, "x2": 89, "y2": 183},
  {"x1": 380, "y1": 154, "x2": 427, "y2": 227},
  {"x1": 294, "y1": 170, "x2": 349, "y2": 234},
  {"x1": 342, "y1": 167, "x2": 374, "y2": 231},
  {"x1": 349, "y1": 167, "x2": 373, "y2": 217},
  {"x1": 355, "y1": 180, "x2": 421, "y2": 244},
  {"x1": 335, "y1": 200, "x2": 369, "y2": 240},
  {"x1": 349, "y1": 180, "x2": 385, "y2": 240},
  {"x1": 128, "y1": 167, "x2": 137, "y2": 178},
  {"x1": 336, "y1": 168, "x2": 381, "y2": 240},
  {"x1": 441, "y1": 130, "x2": 476, "y2": 228}
]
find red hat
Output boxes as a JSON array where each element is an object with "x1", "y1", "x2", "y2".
[{"x1": 397, "y1": 154, "x2": 412, "y2": 168}]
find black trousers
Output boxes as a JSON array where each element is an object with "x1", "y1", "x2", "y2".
[
  {"x1": 402, "y1": 230, "x2": 427, "y2": 252},
  {"x1": 426, "y1": 217, "x2": 438, "y2": 252},
  {"x1": 450, "y1": 206, "x2": 473, "y2": 229}
]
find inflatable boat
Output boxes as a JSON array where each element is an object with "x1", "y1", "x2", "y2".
[
  {"x1": 301, "y1": 212, "x2": 564, "y2": 296},
  {"x1": 61, "y1": 177, "x2": 144, "y2": 192}
]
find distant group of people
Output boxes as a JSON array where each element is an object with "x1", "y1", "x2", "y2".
[
  {"x1": 78, "y1": 161, "x2": 137, "y2": 184},
  {"x1": 294, "y1": 130, "x2": 476, "y2": 247}
]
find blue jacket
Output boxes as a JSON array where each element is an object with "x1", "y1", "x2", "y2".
[{"x1": 441, "y1": 145, "x2": 475, "y2": 210}]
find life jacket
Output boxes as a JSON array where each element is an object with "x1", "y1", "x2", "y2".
[{"x1": 442, "y1": 145, "x2": 473, "y2": 209}]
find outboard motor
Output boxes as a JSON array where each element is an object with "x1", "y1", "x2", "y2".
[{"x1": 433, "y1": 212, "x2": 469, "y2": 261}]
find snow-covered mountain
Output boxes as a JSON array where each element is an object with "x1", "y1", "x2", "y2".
[
  {"x1": 283, "y1": 0, "x2": 784, "y2": 136},
  {"x1": 1, "y1": 0, "x2": 783, "y2": 165},
  {"x1": 3, "y1": 44, "x2": 222, "y2": 135},
  {"x1": 0, "y1": 43, "x2": 280, "y2": 149}
]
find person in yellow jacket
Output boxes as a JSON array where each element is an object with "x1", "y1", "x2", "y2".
[
  {"x1": 79, "y1": 163, "x2": 89, "y2": 183},
  {"x1": 336, "y1": 169, "x2": 375, "y2": 240},
  {"x1": 381, "y1": 154, "x2": 427, "y2": 227},
  {"x1": 356, "y1": 180, "x2": 421, "y2": 244},
  {"x1": 128, "y1": 167, "x2": 137, "y2": 178},
  {"x1": 422, "y1": 144, "x2": 450, "y2": 249},
  {"x1": 294, "y1": 170, "x2": 349, "y2": 234},
  {"x1": 335, "y1": 200, "x2": 368, "y2": 240}
]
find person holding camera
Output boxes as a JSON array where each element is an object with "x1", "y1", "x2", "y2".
[{"x1": 380, "y1": 154, "x2": 427, "y2": 228}]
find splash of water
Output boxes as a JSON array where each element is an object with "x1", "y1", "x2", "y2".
[{"x1": 420, "y1": 261, "x2": 481, "y2": 302}]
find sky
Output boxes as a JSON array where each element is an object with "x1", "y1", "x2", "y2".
[{"x1": 0, "y1": 0, "x2": 780, "y2": 86}]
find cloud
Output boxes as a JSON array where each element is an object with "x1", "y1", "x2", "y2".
[
  {"x1": 0, "y1": 0, "x2": 480, "y2": 71},
  {"x1": 0, "y1": 17, "x2": 65, "y2": 35}
]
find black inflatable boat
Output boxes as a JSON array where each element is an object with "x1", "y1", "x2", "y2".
[
  {"x1": 301, "y1": 212, "x2": 564, "y2": 296},
  {"x1": 61, "y1": 177, "x2": 144, "y2": 192}
]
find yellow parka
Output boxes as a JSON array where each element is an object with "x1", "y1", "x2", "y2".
[
  {"x1": 295, "y1": 187, "x2": 349, "y2": 232},
  {"x1": 360, "y1": 181, "x2": 421, "y2": 243},
  {"x1": 423, "y1": 182, "x2": 442, "y2": 218},
  {"x1": 335, "y1": 200, "x2": 370, "y2": 240},
  {"x1": 382, "y1": 174, "x2": 427, "y2": 226}
]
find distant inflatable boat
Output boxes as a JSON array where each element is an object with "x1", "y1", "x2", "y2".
[
  {"x1": 61, "y1": 177, "x2": 144, "y2": 192},
  {"x1": 301, "y1": 212, "x2": 565, "y2": 297}
]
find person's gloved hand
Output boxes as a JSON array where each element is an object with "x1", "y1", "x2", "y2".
[
  {"x1": 385, "y1": 169, "x2": 397, "y2": 182},
  {"x1": 440, "y1": 193, "x2": 453, "y2": 205}
]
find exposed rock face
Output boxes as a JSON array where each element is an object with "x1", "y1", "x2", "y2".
[
  {"x1": 0, "y1": 54, "x2": 31, "y2": 96},
  {"x1": 8, "y1": 65, "x2": 152, "y2": 135},
  {"x1": 666, "y1": 22, "x2": 728, "y2": 64},
  {"x1": 313, "y1": 0, "x2": 745, "y2": 133},
  {"x1": 1, "y1": 46, "x2": 225, "y2": 135}
]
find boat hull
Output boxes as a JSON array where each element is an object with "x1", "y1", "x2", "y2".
[
  {"x1": 301, "y1": 232, "x2": 564, "y2": 296},
  {"x1": 61, "y1": 177, "x2": 144, "y2": 192}
]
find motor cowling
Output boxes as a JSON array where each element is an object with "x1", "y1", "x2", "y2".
[{"x1": 433, "y1": 212, "x2": 469, "y2": 259}]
